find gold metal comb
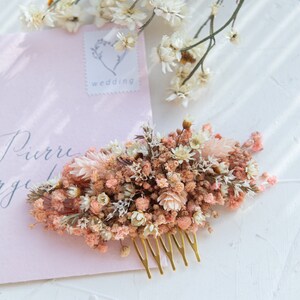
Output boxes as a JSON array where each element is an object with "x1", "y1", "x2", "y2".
[{"x1": 132, "y1": 228, "x2": 200, "y2": 278}]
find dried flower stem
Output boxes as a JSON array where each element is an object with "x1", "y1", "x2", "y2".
[
  {"x1": 194, "y1": 0, "x2": 223, "y2": 39},
  {"x1": 129, "y1": 0, "x2": 140, "y2": 10},
  {"x1": 182, "y1": 15, "x2": 215, "y2": 86},
  {"x1": 182, "y1": 0, "x2": 245, "y2": 52},
  {"x1": 139, "y1": 11, "x2": 156, "y2": 34}
]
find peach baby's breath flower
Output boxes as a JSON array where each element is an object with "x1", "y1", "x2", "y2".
[
  {"x1": 52, "y1": 190, "x2": 66, "y2": 202},
  {"x1": 135, "y1": 197, "x2": 150, "y2": 211},
  {"x1": 97, "y1": 243, "x2": 108, "y2": 253},
  {"x1": 177, "y1": 216, "x2": 192, "y2": 230},
  {"x1": 33, "y1": 209, "x2": 47, "y2": 223},
  {"x1": 113, "y1": 225, "x2": 130, "y2": 240},
  {"x1": 85, "y1": 233, "x2": 100, "y2": 248},
  {"x1": 106, "y1": 178, "x2": 118, "y2": 189},
  {"x1": 51, "y1": 199, "x2": 64, "y2": 211},
  {"x1": 204, "y1": 193, "x2": 217, "y2": 204},
  {"x1": 267, "y1": 175, "x2": 277, "y2": 186},
  {"x1": 33, "y1": 198, "x2": 44, "y2": 210},
  {"x1": 156, "y1": 178, "x2": 169, "y2": 188}
]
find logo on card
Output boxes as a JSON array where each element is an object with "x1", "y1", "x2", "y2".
[
  {"x1": 84, "y1": 30, "x2": 140, "y2": 95},
  {"x1": 91, "y1": 38, "x2": 127, "y2": 76}
]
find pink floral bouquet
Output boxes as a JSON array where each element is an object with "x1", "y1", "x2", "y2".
[{"x1": 28, "y1": 120, "x2": 276, "y2": 277}]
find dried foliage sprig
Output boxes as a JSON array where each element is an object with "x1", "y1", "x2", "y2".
[
  {"x1": 20, "y1": 0, "x2": 246, "y2": 106},
  {"x1": 28, "y1": 120, "x2": 276, "y2": 277}
]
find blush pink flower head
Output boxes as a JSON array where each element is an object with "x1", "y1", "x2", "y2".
[
  {"x1": 177, "y1": 216, "x2": 192, "y2": 230},
  {"x1": 156, "y1": 178, "x2": 169, "y2": 188},
  {"x1": 135, "y1": 197, "x2": 150, "y2": 211},
  {"x1": 90, "y1": 199, "x2": 102, "y2": 215},
  {"x1": 85, "y1": 233, "x2": 99, "y2": 248},
  {"x1": 157, "y1": 191, "x2": 186, "y2": 211}
]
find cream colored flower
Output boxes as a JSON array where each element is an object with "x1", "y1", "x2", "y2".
[
  {"x1": 67, "y1": 186, "x2": 81, "y2": 198},
  {"x1": 120, "y1": 245, "x2": 131, "y2": 257},
  {"x1": 211, "y1": 3, "x2": 219, "y2": 16},
  {"x1": 126, "y1": 141, "x2": 149, "y2": 157},
  {"x1": 154, "y1": 33, "x2": 184, "y2": 74},
  {"x1": 193, "y1": 210, "x2": 206, "y2": 225},
  {"x1": 220, "y1": 183, "x2": 229, "y2": 197},
  {"x1": 198, "y1": 68, "x2": 211, "y2": 86},
  {"x1": 101, "y1": 229, "x2": 112, "y2": 241},
  {"x1": 87, "y1": 0, "x2": 115, "y2": 28},
  {"x1": 157, "y1": 191, "x2": 186, "y2": 211},
  {"x1": 246, "y1": 159, "x2": 259, "y2": 179},
  {"x1": 111, "y1": 2, "x2": 146, "y2": 31},
  {"x1": 216, "y1": 162, "x2": 229, "y2": 174},
  {"x1": 143, "y1": 224, "x2": 159, "y2": 237},
  {"x1": 189, "y1": 130, "x2": 210, "y2": 149},
  {"x1": 20, "y1": 4, "x2": 55, "y2": 30},
  {"x1": 149, "y1": 0, "x2": 186, "y2": 26},
  {"x1": 130, "y1": 211, "x2": 146, "y2": 227},
  {"x1": 55, "y1": 4, "x2": 84, "y2": 33},
  {"x1": 80, "y1": 195, "x2": 91, "y2": 211},
  {"x1": 97, "y1": 192, "x2": 110, "y2": 205},
  {"x1": 171, "y1": 145, "x2": 194, "y2": 163},
  {"x1": 114, "y1": 32, "x2": 137, "y2": 51},
  {"x1": 107, "y1": 139, "x2": 123, "y2": 156},
  {"x1": 227, "y1": 29, "x2": 240, "y2": 44}
]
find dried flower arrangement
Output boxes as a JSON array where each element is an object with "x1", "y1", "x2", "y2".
[
  {"x1": 20, "y1": 0, "x2": 246, "y2": 107},
  {"x1": 28, "y1": 120, "x2": 276, "y2": 278}
]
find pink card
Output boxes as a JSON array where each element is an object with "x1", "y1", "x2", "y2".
[{"x1": 0, "y1": 25, "x2": 155, "y2": 284}]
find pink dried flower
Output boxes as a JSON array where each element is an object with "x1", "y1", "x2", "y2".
[
  {"x1": 204, "y1": 193, "x2": 217, "y2": 204},
  {"x1": 177, "y1": 216, "x2": 192, "y2": 230},
  {"x1": 251, "y1": 132, "x2": 263, "y2": 152},
  {"x1": 32, "y1": 210, "x2": 47, "y2": 223},
  {"x1": 142, "y1": 161, "x2": 152, "y2": 176},
  {"x1": 33, "y1": 198, "x2": 44, "y2": 210},
  {"x1": 85, "y1": 233, "x2": 100, "y2": 248},
  {"x1": 90, "y1": 199, "x2": 102, "y2": 215},
  {"x1": 51, "y1": 199, "x2": 64, "y2": 212},
  {"x1": 113, "y1": 225, "x2": 130, "y2": 240},
  {"x1": 135, "y1": 197, "x2": 150, "y2": 211},
  {"x1": 97, "y1": 243, "x2": 108, "y2": 253},
  {"x1": 267, "y1": 175, "x2": 277, "y2": 186},
  {"x1": 52, "y1": 190, "x2": 66, "y2": 202},
  {"x1": 156, "y1": 178, "x2": 169, "y2": 188},
  {"x1": 106, "y1": 178, "x2": 118, "y2": 189}
]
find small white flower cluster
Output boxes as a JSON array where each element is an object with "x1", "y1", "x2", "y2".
[
  {"x1": 20, "y1": 0, "x2": 85, "y2": 33},
  {"x1": 20, "y1": 0, "x2": 245, "y2": 107}
]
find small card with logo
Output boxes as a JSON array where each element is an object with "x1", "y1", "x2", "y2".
[{"x1": 0, "y1": 25, "x2": 154, "y2": 284}]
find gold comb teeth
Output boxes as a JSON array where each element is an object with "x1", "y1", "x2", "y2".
[{"x1": 132, "y1": 228, "x2": 200, "y2": 278}]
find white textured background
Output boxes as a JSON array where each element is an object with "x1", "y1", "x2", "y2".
[{"x1": 1, "y1": 0, "x2": 300, "y2": 299}]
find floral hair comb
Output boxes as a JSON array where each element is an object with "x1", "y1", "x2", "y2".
[{"x1": 28, "y1": 120, "x2": 276, "y2": 278}]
